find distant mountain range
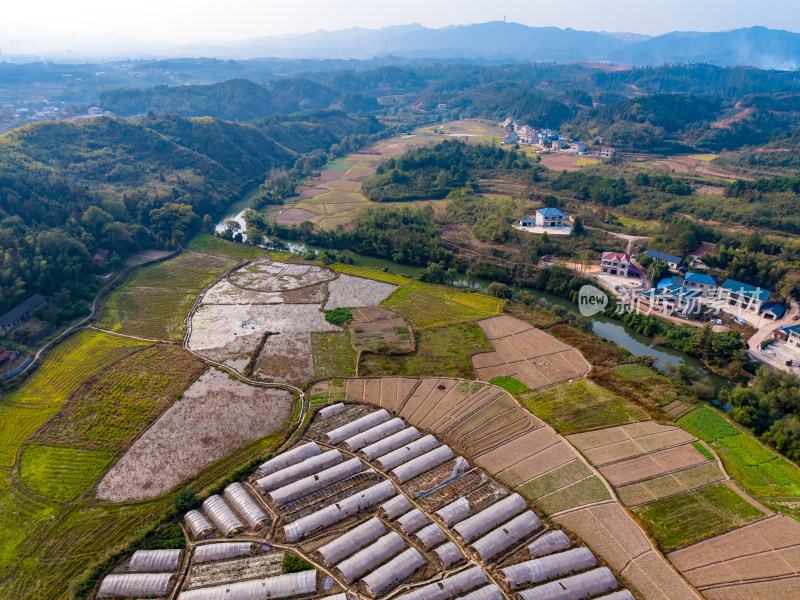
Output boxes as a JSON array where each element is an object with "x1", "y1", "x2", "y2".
[{"x1": 3, "y1": 22, "x2": 800, "y2": 70}]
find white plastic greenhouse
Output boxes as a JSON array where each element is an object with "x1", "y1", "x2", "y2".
[
  {"x1": 361, "y1": 427, "x2": 420, "y2": 461},
  {"x1": 326, "y1": 409, "x2": 390, "y2": 444},
  {"x1": 259, "y1": 442, "x2": 321, "y2": 477},
  {"x1": 317, "y1": 517, "x2": 386, "y2": 565},
  {"x1": 257, "y1": 450, "x2": 343, "y2": 492}
]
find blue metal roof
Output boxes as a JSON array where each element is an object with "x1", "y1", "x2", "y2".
[
  {"x1": 720, "y1": 279, "x2": 772, "y2": 302},
  {"x1": 685, "y1": 272, "x2": 717, "y2": 285},
  {"x1": 778, "y1": 324, "x2": 800, "y2": 335},
  {"x1": 762, "y1": 303, "x2": 787, "y2": 318},
  {"x1": 657, "y1": 276, "x2": 684, "y2": 289},
  {"x1": 536, "y1": 208, "x2": 565, "y2": 217},
  {"x1": 645, "y1": 249, "x2": 683, "y2": 265}
]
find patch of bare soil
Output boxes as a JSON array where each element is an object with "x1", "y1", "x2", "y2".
[
  {"x1": 539, "y1": 154, "x2": 581, "y2": 171},
  {"x1": 324, "y1": 275, "x2": 396, "y2": 310},
  {"x1": 348, "y1": 307, "x2": 413, "y2": 354},
  {"x1": 693, "y1": 185, "x2": 725, "y2": 196},
  {"x1": 229, "y1": 259, "x2": 336, "y2": 292},
  {"x1": 275, "y1": 208, "x2": 319, "y2": 226},
  {"x1": 95, "y1": 369, "x2": 292, "y2": 502}
]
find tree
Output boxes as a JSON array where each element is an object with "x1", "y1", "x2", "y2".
[{"x1": 487, "y1": 281, "x2": 513, "y2": 299}]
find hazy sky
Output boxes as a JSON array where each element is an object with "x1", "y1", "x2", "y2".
[{"x1": 3, "y1": 0, "x2": 799, "y2": 43}]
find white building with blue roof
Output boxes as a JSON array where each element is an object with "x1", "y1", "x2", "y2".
[
  {"x1": 534, "y1": 208, "x2": 566, "y2": 228},
  {"x1": 718, "y1": 278, "x2": 778, "y2": 318},
  {"x1": 683, "y1": 272, "x2": 718, "y2": 297}
]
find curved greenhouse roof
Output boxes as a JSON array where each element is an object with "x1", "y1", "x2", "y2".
[
  {"x1": 471, "y1": 511, "x2": 542, "y2": 561},
  {"x1": 375, "y1": 435, "x2": 439, "y2": 470},
  {"x1": 317, "y1": 517, "x2": 386, "y2": 565},
  {"x1": 184, "y1": 510, "x2": 214, "y2": 539},
  {"x1": 501, "y1": 548, "x2": 596, "y2": 589},
  {"x1": 396, "y1": 566, "x2": 487, "y2": 600},
  {"x1": 202, "y1": 495, "x2": 245, "y2": 537},
  {"x1": 257, "y1": 450, "x2": 343, "y2": 492},
  {"x1": 380, "y1": 494, "x2": 411, "y2": 519},
  {"x1": 194, "y1": 542, "x2": 252, "y2": 563},
  {"x1": 327, "y1": 409, "x2": 390, "y2": 444},
  {"x1": 344, "y1": 418, "x2": 405, "y2": 452},
  {"x1": 453, "y1": 493, "x2": 528, "y2": 542},
  {"x1": 259, "y1": 442, "x2": 320, "y2": 477},
  {"x1": 98, "y1": 573, "x2": 173, "y2": 598},
  {"x1": 362, "y1": 548, "x2": 424, "y2": 596},
  {"x1": 177, "y1": 570, "x2": 317, "y2": 600},
  {"x1": 391, "y1": 445, "x2": 454, "y2": 483},
  {"x1": 361, "y1": 427, "x2": 420, "y2": 461},
  {"x1": 396, "y1": 508, "x2": 430, "y2": 534},
  {"x1": 269, "y1": 458, "x2": 362, "y2": 506},
  {"x1": 128, "y1": 549, "x2": 182, "y2": 572},
  {"x1": 319, "y1": 403, "x2": 345, "y2": 417},
  {"x1": 516, "y1": 567, "x2": 617, "y2": 600},
  {"x1": 527, "y1": 531, "x2": 570, "y2": 559},
  {"x1": 434, "y1": 542, "x2": 464, "y2": 568},
  {"x1": 414, "y1": 523, "x2": 446, "y2": 549},
  {"x1": 436, "y1": 497, "x2": 471, "y2": 527},
  {"x1": 459, "y1": 584, "x2": 504, "y2": 600},
  {"x1": 284, "y1": 480, "x2": 395, "y2": 542},
  {"x1": 335, "y1": 532, "x2": 405, "y2": 583},
  {"x1": 224, "y1": 482, "x2": 270, "y2": 529}
]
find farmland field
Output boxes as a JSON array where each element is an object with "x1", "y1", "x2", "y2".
[
  {"x1": 99, "y1": 251, "x2": 236, "y2": 340},
  {"x1": 189, "y1": 233, "x2": 262, "y2": 260},
  {"x1": 310, "y1": 331, "x2": 357, "y2": 377},
  {"x1": 330, "y1": 264, "x2": 414, "y2": 286},
  {"x1": 32, "y1": 344, "x2": 206, "y2": 451},
  {"x1": 95, "y1": 368, "x2": 293, "y2": 501},
  {"x1": 668, "y1": 514, "x2": 800, "y2": 600},
  {"x1": 634, "y1": 484, "x2": 765, "y2": 551},
  {"x1": 359, "y1": 323, "x2": 492, "y2": 379},
  {"x1": 0, "y1": 330, "x2": 148, "y2": 467},
  {"x1": 19, "y1": 444, "x2": 115, "y2": 501},
  {"x1": 520, "y1": 378, "x2": 647, "y2": 434},
  {"x1": 473, "y1": 315, "x2": 591, "y2": 390},
  {"x1": 489, "y1": 376, "x2": 531, "y2": 395},
  {"x1": 678, "y1": 407, "x2": 800, "y2": 515},
  {"x1": 381, "y1": 285, "x2": 490, "y2": 327}
]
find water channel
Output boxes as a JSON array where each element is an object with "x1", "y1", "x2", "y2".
[{"x1": 215, "y1": 208, "x2": 731, "y2": 396}]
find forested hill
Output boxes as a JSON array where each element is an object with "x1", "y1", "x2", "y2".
[
  {"x1": 100, "y1": 77, "x2": 361, "y2": 120},
  {"x1": 0, "y1": 111, "x2": 384, "y2": 314}
]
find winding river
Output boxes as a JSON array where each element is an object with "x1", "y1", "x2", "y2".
[{"x1": 214, "y1": 208, "x2": 731, "y2": 396}]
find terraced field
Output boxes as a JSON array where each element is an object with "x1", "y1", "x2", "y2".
[
  {"x1": 0, "y1": 330, "x2": 148, "y2": 468},
  {"x1": 19, "y1": 444, "x2": 115, "y2": 501},
  {"x1": 32, "y1": 344, "x2": 206, "y2": 451},
  {"x1": 678, "y1": 407, "x2": 800, "y2": 517},
  {"x1": 98, "y1": 251, "x2": 236, "y2": 341},
  {"x1": 189, "y1": 233, "x2": 262, "y2": 260},
  {"x1": 330, "y1": 264, "x2": 414, "y2": 286},
  {"x1": 381, "y1": 285, "x2": 490, "y2": 328}
]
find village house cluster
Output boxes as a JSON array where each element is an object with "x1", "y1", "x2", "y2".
[{"x1": 499, "y1": 118, "x2": 615, "y2": 157}]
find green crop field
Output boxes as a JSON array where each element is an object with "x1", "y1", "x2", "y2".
[
  {"x1": 613, "y1": 364, "x2": 659, "y2": 379},
  {"x1": 0, "y1": 330, "x2": 148, "y2": 468},
  {"x1": 360, "y1": 323, "x2": 492, "y2": 379},
  {"x1": 331, "y1": 263, "x2": 414, "y2": 286},
  {"x1": 381, "y1": 286, "x2": 489, "y2": 328},
  {"x1": 19, "y1": 444, "x2": 115, "y2": 502},
  {"x1": 322, "y1": 157, "x2": 351, "y2": 171},
  {"x1": 490, "y1": 376, "x2": 532, "y2": 395},
  {"x1": 520, "y1": 379, "x2": 648, "y2": 434},
  {"x1": 33, "y1": 345, "x2": 206, "y2": 451},
  {"x1": 535, "y1": 476, "x2": 611, "y2": 515},
  {"x1": 98, "y1": 251, "x2": 235, "y2": 340},
  {"x1": 189, "y1": 233, "x2": 262, "y2": 260},
  {"x1": 409, "y1": 282, "x2": 504, "y2": 314},
  {"x1": 678, "y1": 407, "x2": 800, "y2": 514},
  {"x1": 634, "y1": 483, "x2": 764, "y2": 551},
  {"x1": 310, "y1": 331, "x2": 357, "y2": 378}
]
